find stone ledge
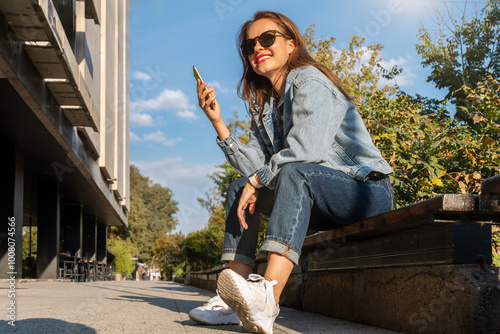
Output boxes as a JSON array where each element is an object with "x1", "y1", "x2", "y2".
[
  {"x1": 186, "y1": 262, "x2": 499, "y2": 333},
  {"x1": 281, "y1": 264, "x2": 500, "y2": 334}
]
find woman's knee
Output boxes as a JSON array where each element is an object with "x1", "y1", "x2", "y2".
[{"x1": 278, "y1": 163, "x2": 307, "y2": 183}]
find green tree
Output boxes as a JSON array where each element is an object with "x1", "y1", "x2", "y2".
[
  {"x1": 22, "y1": 226, "x2": 37, "y2": 261},
  {"x1": 301, "y1": 22, "x2": 500, "y2": 205},
  {"x1": 304, "y1": 25, "x2": 399, "y2": 105},
  {"x1": 304, "y1": 17, "x2": 500, "y2": 264},
  {"x1": 493, "y1": 225, "x2": 500, "y2": 266},
  {"x1": 109, "y1": 165, "x2": 179, "y2": 264},
  {"x1": 415, "y1": 0, "x2": 500, "y2": 123},
  {"x1": 108, "y1": 240, "x2": 136, "y2": 277},
  {"x1": 152, "y1": 232, "x2": 186, "y2": 279},
  {"x1": 364, "y1": 77, "x2": 499, "y2": 206},
  {"x1": 184, "y1": 223, "x2": 224, "y2": 270}
]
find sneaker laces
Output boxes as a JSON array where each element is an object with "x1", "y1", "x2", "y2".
[
  {"x1": 247, "y1": 274, "x2": 278, "y2": 305},
  {"x1": 205, "y1": 292, "x2": 227, "y2": 310},
  {"x1": 247, "y1": 274, "x2": 278, "y2": 286}
]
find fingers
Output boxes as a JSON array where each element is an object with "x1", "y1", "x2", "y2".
[
  {"x1": 196, "y1": 79, "x2": 207, "y2": 91},
  {"x1": 237, "y1": 202, "x2": 248, "y2": 230},
  {"x1": 196, "y1": 80, "x2": 216, "y2": 110},
  {"x1": 204, "y1": 89, "x2": 216, "y2": 108},
  {"x1": 237, "y1": 183, "x2": 259, "y2": 230},
  {"x1": 237, "y1": 188, "x2": 250, "y2": 229},
  {"x1": 196, "y1": 79, "x2": 208, "y2": 99},
  {"x1": 248, "y1": 202, "x2": 255, "y2": 214}
]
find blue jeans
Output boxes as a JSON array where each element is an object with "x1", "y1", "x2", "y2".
[{"x1": 221, "y1": 163, "x2": 396, "y2": 266}]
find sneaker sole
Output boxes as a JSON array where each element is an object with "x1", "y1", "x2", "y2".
[
  {"x1": 188, "y1": 312, "x2": 215, "y2": 326},
  {"x1": 218, "y1": 270, "x2": 270, "y2": 334},
  {"x1": 188, "y1": 311, "x2": 239, "y2": 326}
]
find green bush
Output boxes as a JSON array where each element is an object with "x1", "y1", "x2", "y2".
[
  {"x1": 493, "y1": 227, "x2": 500, "y2": 267},
  {"x1": 109, "y1": 240, "x2": 136, "y2": 277},
  {"x1": 362, "y1": 77, "x2": 500, "y2": 207}
]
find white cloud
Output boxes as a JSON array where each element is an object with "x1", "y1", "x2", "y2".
[
  {"x1": 331, "y1": 46, "x2": 416, "y2": 88},
  {"x1": 142, "y1": 130, "x2": 181, "y2": 146},
  {"x1": 379, "y1": 55, "x2": 416, "y2": 87},
  {"x1": 131, "y1": 88, "x2": 197, "y2": 120},
  {"x1": 130, "y1": 130, "x2": 181, "y2": 146},
  {"x1": 397, "y1": 0, "x2": 432, "y2": 16},
  {"x1": 134, "y1": 71, "x2": 153, "y2": 81},
  {"x1": 129, "y1": 131, "x2": 141, "y2": 142},
  {"x1": 130, "y1": 112, "x2": 154, "y2": 126},
  {"x1": 207, "y1": 80, "x2": 236, "y2": 94},
  {"x1": 176, "y1": 110, "x2": 197, "y2": 120}
]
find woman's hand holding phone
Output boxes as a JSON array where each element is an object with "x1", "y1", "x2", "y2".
[
  {"x1": 193, "y1": 66, "x2": 230, "y2": 140},
  {"x1": 196, "y1": 79, "x2": 220, "y2": 122}
]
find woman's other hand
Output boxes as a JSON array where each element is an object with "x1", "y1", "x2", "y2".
[{"x1": 237, "y1": 182, "x2": 259, "y2": 230}]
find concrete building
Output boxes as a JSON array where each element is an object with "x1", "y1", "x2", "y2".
[{"x1": 0, "y1": 0, "x2": 129, "y2": 279}]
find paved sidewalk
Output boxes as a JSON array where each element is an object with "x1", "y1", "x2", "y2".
[{"x1": 0, "y1": 280, "x2": 400, "y2": 333}]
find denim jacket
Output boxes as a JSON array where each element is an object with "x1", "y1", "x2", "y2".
[{"x1": 217, "y1": 65, "x2": 394, "y2": 189}]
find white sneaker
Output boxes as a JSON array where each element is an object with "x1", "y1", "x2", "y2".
[
  {"x1": 188, "y1": 292, "x2": 240, "y2": 325},
  {"x1": 218, "y1": 269, "x2": 280, "y2": 334}
]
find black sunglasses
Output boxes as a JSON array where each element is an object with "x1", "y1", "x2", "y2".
[{"x1": 240, "y1": 30, "x2": 286, "y2": 56}]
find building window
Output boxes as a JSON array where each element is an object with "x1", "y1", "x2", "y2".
[{"x1": 52, "y1": 0, "x2": 75, "y2": 52}]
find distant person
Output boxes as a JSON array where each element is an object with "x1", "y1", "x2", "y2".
[
  {"x1": 137, "y1": 265, "x2": 144, "y2": 280},
  {"x1": 190, "y1": 10, "x2": 395, "y2": 334}
]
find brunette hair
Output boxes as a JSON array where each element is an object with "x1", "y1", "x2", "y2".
[{"x1": 237, "y1": 11, "x2": 352, "y2": 120}]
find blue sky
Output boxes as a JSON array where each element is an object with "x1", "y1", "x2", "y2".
[{"x1": 128, "y1": 0, "x2": 486, "y2": 235}]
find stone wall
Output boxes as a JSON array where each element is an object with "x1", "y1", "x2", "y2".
[
  {"x1": 187, "y1": 261, "x2": 500, "y2": 334},
  {"x1": 279, "y1": 264, "x2": 500, "y2": 334}
]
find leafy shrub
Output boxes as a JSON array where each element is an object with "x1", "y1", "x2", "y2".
[{"x1": 109, "y1": 240, "x2": 136, "y2": 277}]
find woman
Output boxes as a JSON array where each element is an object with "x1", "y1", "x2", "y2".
[{"x1": 189, "y1": 11, "x2": 395, "y2": 334}]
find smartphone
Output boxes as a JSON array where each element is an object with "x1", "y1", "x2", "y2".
[{"x1": 193, "y1": 66, "x2": 216, "y2": 108}]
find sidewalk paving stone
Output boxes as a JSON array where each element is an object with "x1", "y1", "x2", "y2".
[{"x1": 0, "y1": 280, "x2": 401, "y2": 333}]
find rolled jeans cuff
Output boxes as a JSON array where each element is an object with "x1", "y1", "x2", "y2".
[
  {"x1": 259, "y1": 238, "x2": 300, "y2": 266},
  {"x1": 221, "y1": 250, "x2": 255, "y2": 267}
]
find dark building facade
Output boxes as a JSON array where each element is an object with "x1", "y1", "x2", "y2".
[{"x1": 0, "y1": 0, "x2": 129, "y2": 279}]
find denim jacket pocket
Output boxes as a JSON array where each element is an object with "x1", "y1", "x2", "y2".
[{"x1": 330, "y1": 142, "x2": 359, "y2": 166}]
